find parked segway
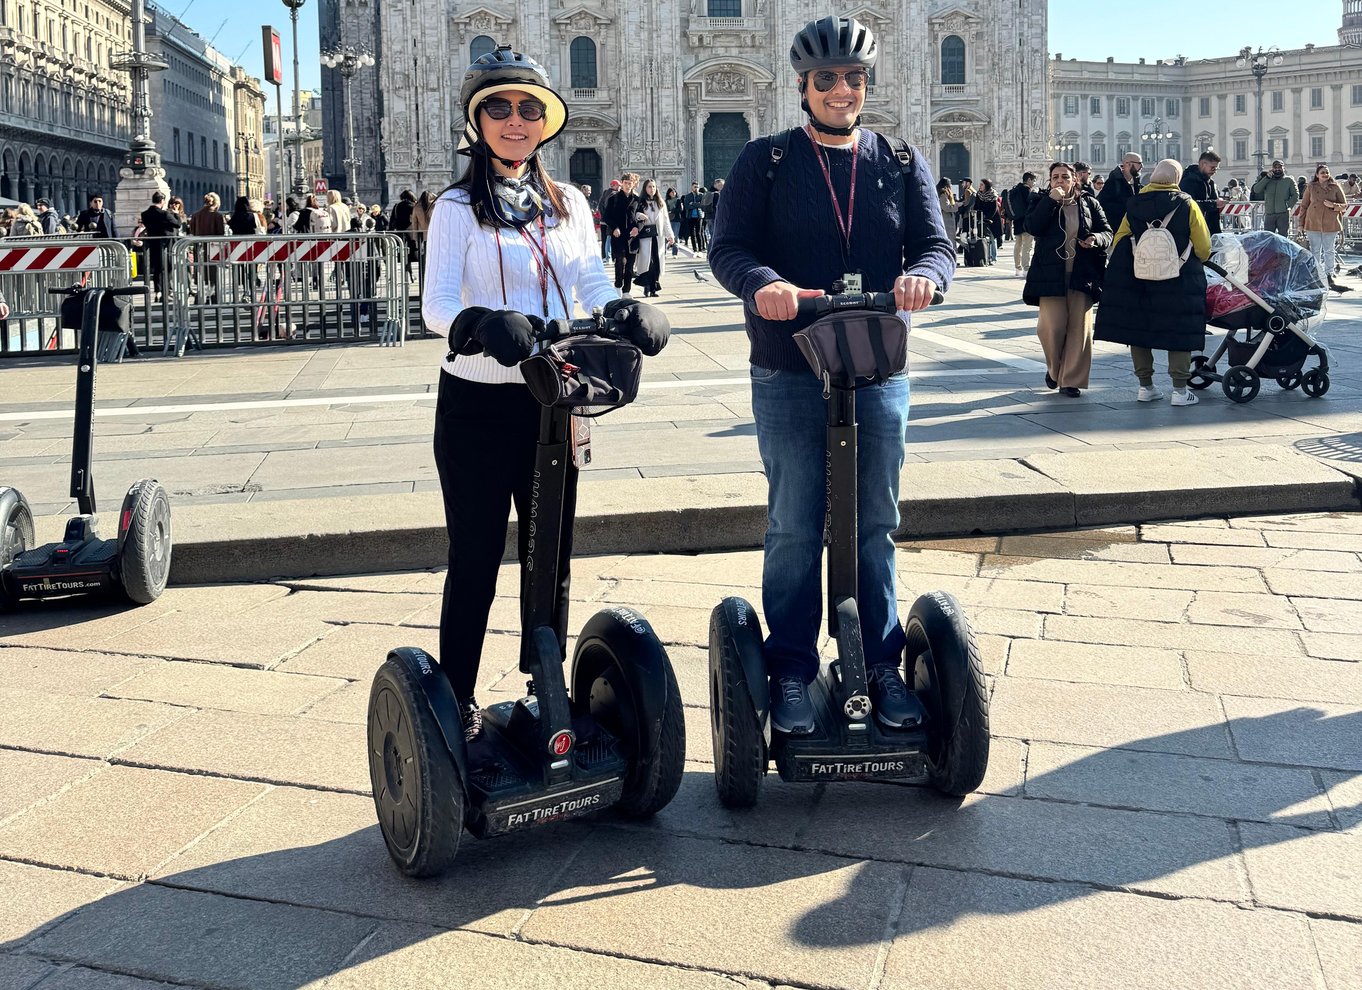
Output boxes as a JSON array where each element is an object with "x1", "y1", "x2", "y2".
[
  {"x1": 368, "y1": 308, "x2": 685, "y2": 878},
  {"x1": 0, "y1": 285, "x2": 171, "y2": 608},
  {"x1": 709, "y1": 289, "x2": 989, "y2": 807}
]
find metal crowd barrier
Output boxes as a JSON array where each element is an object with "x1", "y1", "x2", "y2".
[
  {"x1": 162, "y1": 232, "x2": 409, "y2": 356},
  {"x1": 0, "y1": 239, "x2": 131, "y2": 356}
]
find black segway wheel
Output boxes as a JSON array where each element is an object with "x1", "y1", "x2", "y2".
[
  {"x1": 572, "y1": 607, "x2": 685, "y2": 819},
  {"x1": 1222, "y1": 365, "x2": 1260, "y2": 404},
  {"x1": 368, "y1": 656, "x2": 463, "y2": 877},
  {"x1": 1187, "y1": 355, "x2": 1214, "y2": 390},
  {"x1": 906, "y1": 592, "x2": 989, "y2": 797},
  {"x1": 708, "y1": 598, "x2": 767, "y2": 809},
  {"x1": 0, "y1": 487, "x2": 35, "y2": 606},
  {"x1": 1301, "y1": 369, "x2": 1330, "y2": 398},
  {"x1": 117, "y1": 480, "x2": 172, "y2": 604}
]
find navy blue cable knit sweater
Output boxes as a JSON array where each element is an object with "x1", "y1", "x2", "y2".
[{"x1": 709, "y1": 127, "x2": 956, "y2": 372}]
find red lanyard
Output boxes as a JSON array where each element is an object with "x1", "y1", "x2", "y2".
[
  {"x1": 494, "y1": 215, "x2": 569, "y2": 317},
  {"x1": 807, "y1": 126, "x2": 857, "y2": 254}
]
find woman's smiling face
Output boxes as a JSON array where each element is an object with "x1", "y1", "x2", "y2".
[{"x1": 479, "y1": 89, "x2": 546, "y2": 164}]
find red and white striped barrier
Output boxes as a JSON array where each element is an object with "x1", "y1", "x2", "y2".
[
  {"x1": 210, "y1": 239, "x2": 357, "y2": 264},
  {"x1": 1341, "y1": 204, "x2": 1362, "y2": 218},
  {"x1": 0, "y1": 244, "x2": 100, "y2": 273},
  {"x1": 1220, "y1": 203, "x2": 1260, "y2": 217}
]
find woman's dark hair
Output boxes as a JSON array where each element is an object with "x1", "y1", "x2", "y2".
[
  {"x1": 445, "y1": 126, "x2": 571, "y2": 229},
  {"x1": 1048, "y1": 161, "x2": 1074, "y2": 176},
  {"x1": 231, "y1": 196, "x2": 252, "y2": 218},
  {"x1": 665, "y1": 186, "x2": 678, "y2": 199},
  {"x1": 400, "y1": 189, "x2": 416, "y2": 203},
  {"x1": 936, "y1": 177, "x2": 952, "y2": 193},
  {"x1": 285, "y1": 197, "x2": 299, "y2": 215},
  {"x1": 980, "y1": 179, "x2": 993, "y2": 192},
  {"x1": 304, "y1": 194, "x2": 319, "y2": 209}
]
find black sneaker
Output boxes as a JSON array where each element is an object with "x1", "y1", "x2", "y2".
[
  {"x1": 460, "y1": 699, "x2": 483, "y2": 742},
  {"x1": 769, "y1": 675, "x2": 816, "y2": 735},
  {"x1": 867, "y1": 666, "x2": 927, "y2": 729}
]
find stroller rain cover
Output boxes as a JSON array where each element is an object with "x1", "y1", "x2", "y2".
[{"x1": 1206, "y1": 231, "x2": 1326, "y2": 328}]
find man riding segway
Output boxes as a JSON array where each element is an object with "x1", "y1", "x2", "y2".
[{"x1": 709, "y1": 14, "x2": 957, "y2": 734}]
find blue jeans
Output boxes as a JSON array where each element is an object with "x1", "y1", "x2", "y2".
[{"x1": 751, "y1": 366, "x2": 910, "y2": 682}]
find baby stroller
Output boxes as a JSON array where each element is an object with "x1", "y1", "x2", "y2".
[{"x1": 1189, "y1": 231, "x2": 1331, "y2": 403}]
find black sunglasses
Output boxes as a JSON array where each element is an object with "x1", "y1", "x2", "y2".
[
  {"x1": 810, "y1": 69, "x2": 869, "y2": 93},
  {"x1": 480, "y1": 97, "x2": 546, "y2": 122}
]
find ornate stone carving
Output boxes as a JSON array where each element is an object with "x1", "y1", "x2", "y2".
[{"x1": 707, "y1": 70, "x2": 748, "y2": 95}]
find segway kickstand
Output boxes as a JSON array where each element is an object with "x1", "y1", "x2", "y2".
[
  {"x1": 519, "y1": 403, "x2": 577, "y2": 782},
  {"x1": 826, "y1": 384, "x2": 871, "y2": 728}
]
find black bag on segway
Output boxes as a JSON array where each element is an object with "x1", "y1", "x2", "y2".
[
  {"x1": 59, "y1": 289, "x2": 133, "y2": 334},
  {"x1": 793, "y1": 310, "x2": 908, "y2": 388},
  {"x1": 520, "y1": 337, "x2": 644, "y2": 414}
]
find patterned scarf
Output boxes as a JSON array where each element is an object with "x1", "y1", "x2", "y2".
[{"x1": 491, "y1": 173, "x2": 544, "y2": 227}]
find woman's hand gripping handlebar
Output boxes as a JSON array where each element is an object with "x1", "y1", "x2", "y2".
[{"x1": 796, "y1": 288, "x2": 945, "y2": 317}]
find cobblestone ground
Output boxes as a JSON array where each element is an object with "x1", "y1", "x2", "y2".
[{"x1": 2, "y1": 511, "x2": 1361, "y2": 988}]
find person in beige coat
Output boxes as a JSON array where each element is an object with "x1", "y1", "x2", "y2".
[{"x1": 1299, "y1": 164, "x2": 1351, "y2": 293}]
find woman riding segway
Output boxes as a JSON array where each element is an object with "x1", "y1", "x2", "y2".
[{"x1": 367, "y1": 45, "x2": 681, "y2": 876}]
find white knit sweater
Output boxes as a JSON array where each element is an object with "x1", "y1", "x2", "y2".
[{"x1": 421, "y1": 182, "x2": 619, "y2": 383}]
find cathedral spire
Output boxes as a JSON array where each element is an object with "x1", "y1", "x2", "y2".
[{"x1": 1342, "y1": 0, "x2": 1362, "y2": 45}]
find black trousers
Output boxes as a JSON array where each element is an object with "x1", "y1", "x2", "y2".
[
  {"x1": 433, "y1": 373, "x2": 577, "y2": 701},
  {"x1": 612, "y1": 236, "x2": 636, "y2": 293}
]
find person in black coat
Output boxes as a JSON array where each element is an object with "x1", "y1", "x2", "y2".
[
  {"x1": 1023, "y1": 161, "x2": 1113, "y2": 397},
  {"x1": 1007, "y1": 173, "x2": 1037, "y2": 273},
  {"x1": 1096, "y1": 153, "x2": 1143, "y2": 235},
  {"x1": 139, "y1": 191, "x2": 183, "y2": 295},
  {"x1": 602, "y1": 173, "x2": 642, "y2": 293},
  {"x1": 76, "y1": 194, "x2": 116, "y2": 239},
  {"x1": 1095, "y1": 159, "x2": 1213, "y2": 406},
  {"x1": 1179, "y1": 150, "x2": 1225, "y2": 236}
]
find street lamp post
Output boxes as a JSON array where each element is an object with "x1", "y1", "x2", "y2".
[
  {"x1": 1237, "y1": 46, "x2": 1282, "y2": 175},
  {"x1": 110, "y1": 0, "x2": 170, "y2": 233},
  {"x1": 1140, "y1": 116, "x2": 1175, "y2": 161},
  {"x1": 319, "y1": 44, "x2": 374, "y2": 201},
  {"x1": 282, "y1": 0, "x2": 306, "y2": 195},
  {"x1": 1049, "y1": 135, "x2": 1075, "y2": 162}
]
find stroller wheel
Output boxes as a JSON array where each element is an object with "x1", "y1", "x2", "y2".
[
  {"x1": 1187, "y1": 355, "x2": 1215, "y2": 391},
  {"x1": 1276, "y1": 372, "x2": 1302, "y2": 391},
  {"x1": 1301, "y1": 369, "x2": 1330, "y2": 398},
  {"x1": 1222, "y1": 366, "x2": 1260, "y2": 404}
]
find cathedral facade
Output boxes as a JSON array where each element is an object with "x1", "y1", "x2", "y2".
[{"x1": 323, "y1": 1, "x2": 1050, "y2": 206}]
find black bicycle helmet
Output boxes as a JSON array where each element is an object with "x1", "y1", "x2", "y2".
[
  {"x1": 789, "y1": 16, "x2": 878, "y2": 74},
  {"x1": 459, "y1": 44, "x2": 569, "y2": 154}
]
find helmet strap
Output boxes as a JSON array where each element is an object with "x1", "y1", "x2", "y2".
[{"x1": 474, "y1": 138, "x2": 539, "y2": 172}]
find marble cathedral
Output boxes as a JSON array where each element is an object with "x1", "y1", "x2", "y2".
[{"x1": 321, "y1": 0, "x2": 1050, "y2": 205}]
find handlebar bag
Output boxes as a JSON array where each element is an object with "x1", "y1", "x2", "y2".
[
  {"x1": 521, "y1": 336, "x2": 644, "y2": 414},
  {"x1": 793, "y1": 310, "x2": 908, "y2": 388},
  {"x1": 59, "y1": 290, "x2": 133, "y2": 334}
]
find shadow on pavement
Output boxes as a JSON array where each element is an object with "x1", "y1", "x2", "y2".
[{"x1": 2, "y1": 706, "x2": 1357, "y2": 987}]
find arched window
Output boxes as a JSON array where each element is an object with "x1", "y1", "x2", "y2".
[
  {"x1": 940, "y1": 35, "x2": 966, "y2": 86},
  {"x1": 470, "y1": 35, "x2": 496, "y2": 62},
  {"x1": 570, "y1": 37, "x2": 597, "y2": 89}
]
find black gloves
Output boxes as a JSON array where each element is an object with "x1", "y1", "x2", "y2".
[
  {"x1": 449, "y1": 306, "x2": 491, "y2": 355},
  {"x1": 603, "y1": 298, "x2": 670, "y2": 356},
  {"x1": 475, "y1": 309, "x2": 545, "y2": 367}
]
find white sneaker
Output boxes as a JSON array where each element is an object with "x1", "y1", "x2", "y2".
[
  {"x1": 1137, "y1": 385, "x2": 1165, "y2": 402},
  {"x1": 1171, "y1": 388, "x2": 1199, "y2": 406}
]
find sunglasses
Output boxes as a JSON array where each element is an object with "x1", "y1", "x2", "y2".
[
  {"x1": 810, "y1": 69, "x2": 869, "y2": 92},
  {"x1": 480, "y1": 98, "x2": 546, "y2": 122}
]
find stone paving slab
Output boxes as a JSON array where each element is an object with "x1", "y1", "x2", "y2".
[
  {"x1": 1060, "y1": 582, "x2": 1193, "y2": 621},
  {"x1": 1042, "y1": 613, "x2": 1304, "y2": 655},
  {"x1": 882, "y1": 867, "x2": 1322, "y2": 990},
  {"x1": 153, "y1": 786, "x2": 592, "y2": 937},
  {"x1": 0, "y1": 751, "x2": 105, "y2": 826},
  {"x1": 1312, "y1": 918, "x2": 1362, "y2": 990},
  {"x1": 1221, "y1": 697, "x2": 1362, "y2": 772},
  {"x1": 991, "y1": 676, "x2": 1236, "y2": 757},
  {"x1": 1022, "y1": 741, "x2": 1335, "y2": 828},
  {"x1": 797, "y1": 786, "x2": 1244, "y2": 900},
  {"x1": 0, "y1": 648, "x2": 158, "y2": 699},
  {"x1": 319, "y1": 924, "x2": 759, "y2": 990},
  {"x1": 107, "y1": 661, "x2": 348, "y2": 716},
  {"x1": 22, "y1": 967, "x2": 188, "y2": 989},
  {"x1": 0, "y1": 955, "x2": 56, "y2": 990},
  {"x1": 118, "y1": 709, "x2": 369, "y2": 792},
  {"x1": 1185, "y1": 652, "x2": 1362, "y2": 704},
  {"x1": 520, "y1": 825, "x2": 902, "y2": 990},
  {"x1": 1240, "y1": 822, "x2": 1362, "y2": 919},
  {"x1": 0, "y1": 764, "x2": 266, "y2": 880},
  {"x1": 0, "y1": 690, "x2": 187, "y2": 760},
  {"x1": 0, "y1": 859, "x2": 124, "y2": 944},
  {"x1": 19, "y1": 883, "x2": 377, "y2": 990},
  {"x1": 1004, "y1": 638, "x2": 1185, "y2": 688}
]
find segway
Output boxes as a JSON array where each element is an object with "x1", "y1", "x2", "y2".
[
  {"x1": 709, "y1": 290, "x2": 989, "y2": 807},
  {"x1": 368, "y1": 309, "x2": 685, "y2": 878},
  {"x1": 0, "y1": 285, "x2": 172, "y2": 608}
]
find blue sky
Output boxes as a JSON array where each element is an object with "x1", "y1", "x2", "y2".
[{"x1": 212, "y1": 0, "x2": 1348, "y2": 105}]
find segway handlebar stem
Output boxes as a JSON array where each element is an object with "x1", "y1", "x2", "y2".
[
  {"x1": 47, "y1": 285, "x2": 148, "y2": 298},
  {"x1": 798, "y1": 290, "x2": 946, "y2": 317}
]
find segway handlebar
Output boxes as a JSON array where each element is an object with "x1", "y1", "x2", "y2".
[
  {"x1": 540, "y1": 307, "x2": 626, "y2": 344},
  {"x1": 797, "y1": 289, "x2": 945, "y2": 317},
  {"x1": 47, "y1": 285, "x2": 148, "y2": 298}
]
